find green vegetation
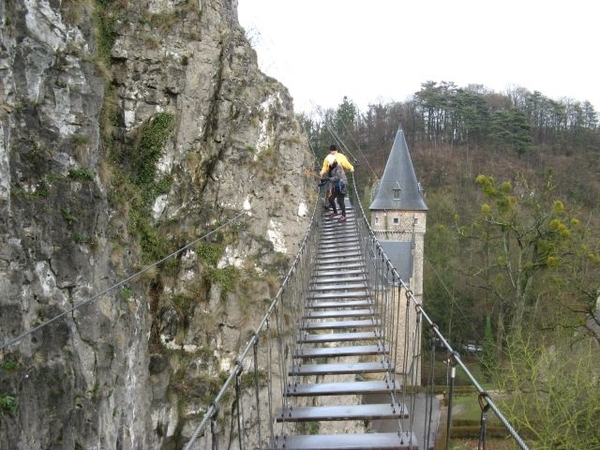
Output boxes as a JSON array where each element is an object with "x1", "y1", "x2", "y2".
[
  {"x1": 0, "y1": 394, "x2": 17, "y2": 415},
  {"x1": 71, "y1": 133, "x2": 90, "y2": 147},
  {"x1": 1, "y1": 360, "x2": 17, "y2": 371},
  {"x1": 208, "y1": 266, "x2": 239, "y2": 295},
  {"x1": 171, "y1": 293, "x2": 195, "y2": 317},
  {"x1": 132, "y1": 112, "x2": 174, "y2": 187},
  {"x1": 107, "y1": 112, "x2": 176, "y2": 262},
  {"x1": 61, "y1": 207, "x2": 78, "y2": 225},
  {"x1": 93, "y1": 0, "x2": 121, "y2": 66},
  {"x1": 196, "y1": 240, "x2": 243, "y2": 302},
  {"x1": 196, "y1": 241, "x2": 225, "y2": 267},
  {"x1": 456, "y1": 172, "x2": 580, "y2": 342},
  {"x1": 68, "y1": 167, "x2": 95, "y2": 181},
  {"x1": 296, "y1": 421, "x2": 320, "y2": 436},
  {"x1": 59, "y1": 0, "x2": 94, "y2": 27},
  {"x1": 10, "y1": 187, "x2": 42, "y2": 200},
  {"x1": 253, "y1": 145, "x2": 279, "y2": 179},
  {"x1": 90, "y1": 382, "x2": 100, "y2": 400},
  {"x1": 496, "y1": 335, "x2": 600, "y2": 448},
  {"x1": 450, "y1": 394, "x2": 499, "y2": 423},
  {"x1": 72, "y1": 232, "x2": 96, "y2": 247}
]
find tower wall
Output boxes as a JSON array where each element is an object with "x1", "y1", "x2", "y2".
[{"x1": 371, "y1": 210, "x2": 426, "y2": 385}]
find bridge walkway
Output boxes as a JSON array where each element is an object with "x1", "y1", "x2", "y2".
[{"x1": 272, "y1": 202, "x2": 418, "y2": 449}]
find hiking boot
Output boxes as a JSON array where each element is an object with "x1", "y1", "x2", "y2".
[{"x1": 339, "y1": 215, "x2": 347, "y2": 222}]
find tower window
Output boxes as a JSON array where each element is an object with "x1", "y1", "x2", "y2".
[
  {"x1": 393, "y1": 217, "x2": 399, "y2": 224},
  {"x1": 392, "y1": 188, "x2": 401, "y2": 200}
]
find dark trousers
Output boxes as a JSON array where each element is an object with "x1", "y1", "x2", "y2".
[{"x1": 328, "y1": 190, "x2": 346, "y2": 216}]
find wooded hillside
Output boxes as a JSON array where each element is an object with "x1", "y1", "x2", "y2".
[{"x1": 300, "y1": 81, "x2": 600, "y2": 446}]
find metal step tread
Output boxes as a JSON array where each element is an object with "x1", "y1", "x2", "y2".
[
  {"x1": 319, "y1": 242, "x2": 360, "y2": 251},
  {"x1": 298, "y1": 331, "x2": 381, "y2": 343},
  {"x1": 285, "y1": 380, "x2": 398, "y2": 396},
  {"x1": 271, "y1": 432, "x2": 418, "y2": 449},
  {"x1": 308, "y1": 292, "x2": 370, "y2": 300},
  {"x1": 317, "y1": 246, "x2": 360, "y2": 253},
  {"x1": 322, "y1": 210, "x2": 355, "y2": 217},
  {"x1": 317, "y1": 253, "x2": 362, "y2": 260},
  {"x1": 321, "y1": 229, "x2": 358, "y2": 235},
  {"x1": 315, "y1": 263, "x2": 364, "y2": 272},
  {"x1": 321, "y1": 222, "x2": 357, "y2": 228},
  {"x1": 320, "y1": 238, "x2": 359, "y2": 243},
  {"x1": 289, "y1": 361, "x2": 390, "y2": 376},
  {"x1": 321, "y1": 230, "x2": 359, "y2": 237},
  {"x1": 294, "y1": 344, "x2": 388, "y2": 358},
  {"x1": 317, "y1": 257, "x2": 362, "y2": 265},
  {"x1": 319, "y1": 240, "x2": 360, "y2": 247},
  {"x1": 310, "y1": 281, "x2": 367, "y2": 289},
  {"x1": 319, "y1": 249, "x2": 360, "y2": 255},
  {"x1": 314, "y1": 264, "x2": 365, "y2": 272},
  {"x1": 276, "y1": 402, "x2": 409, "y2": 422},
  {"x1": 308, "y1": 291, "x2": 369, "y2": 300},
  {"x1": 301, "y1": 319, "x2": 379, "y2": 330},
  {"x1": 314, "y1": 269, "x2": 365, "y2": 277},
  {"x1": 304, "y1": 308, "x2": 374, "y2": 319},
  {"x1": 307, "y1": 300, "x2": 374, "y2": 309},
  {"x1": 313, "y1": 271, "x2": 366, "y2": 280},
  {"x1": 311, "y1": 270, "x2": 366, "y2": 284},
  {"x1": 322, "y1": 221, "x2": 357, "y2": 228},
  {"x1": 310, "y1": 284, "x2": 368, "y2": 294}
]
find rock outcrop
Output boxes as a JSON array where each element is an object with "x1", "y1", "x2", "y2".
[{"x1": 0, "y1": 0, "x2": 313, "y2": 448}]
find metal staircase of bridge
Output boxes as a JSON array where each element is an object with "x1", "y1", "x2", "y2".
[{"x1": 272, "y1": 202, "x2": 418, "y2": 449}]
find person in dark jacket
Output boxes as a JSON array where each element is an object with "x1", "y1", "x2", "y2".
[{"x1": 324, "y1": 153, "x2": 348, "y2": 222}]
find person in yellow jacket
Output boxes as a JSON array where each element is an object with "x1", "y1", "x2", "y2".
[{"x1": 319, "y1": 144, "x2": 354, "y2": 176}]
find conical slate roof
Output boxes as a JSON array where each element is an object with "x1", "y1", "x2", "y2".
[{"x1": 369, "y1": 130, "x2": 428, "y2": 211}]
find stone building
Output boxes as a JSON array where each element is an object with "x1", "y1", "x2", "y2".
[{"x1": 369, "y1": 129, "x2": 428, "y2": 385}]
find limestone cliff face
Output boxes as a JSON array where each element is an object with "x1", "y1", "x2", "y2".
[{"x1": 0, "y1": 0, "x2": 313, "y2": 448}]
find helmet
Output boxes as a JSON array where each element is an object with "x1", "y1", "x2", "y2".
[{"x1": 326, "y1": 154, "x2": 337, "y2": 166}]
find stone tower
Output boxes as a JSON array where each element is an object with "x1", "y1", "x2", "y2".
[{"x1": 369, "y1": 129, "x2": 427, "y2": 385}]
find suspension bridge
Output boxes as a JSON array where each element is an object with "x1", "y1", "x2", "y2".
[{"x1": 182, "y1": 133, "x2": 530, "y2": 449}]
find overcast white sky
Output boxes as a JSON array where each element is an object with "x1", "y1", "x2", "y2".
[{"x1": 238, "y1": 0, "x2": 598, "y2": 115}]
